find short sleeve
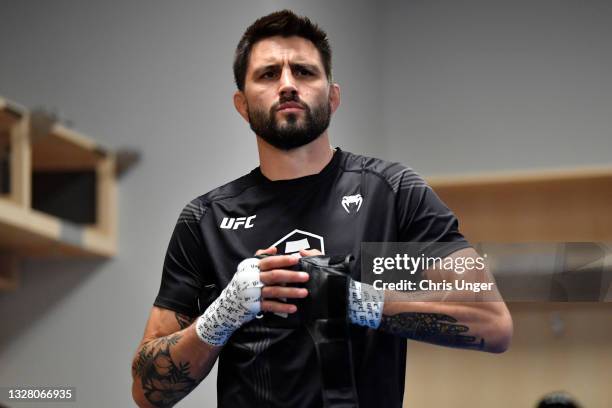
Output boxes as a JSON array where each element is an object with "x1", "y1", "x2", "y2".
[
  {"x1": 392, "y1": 167, "x2": 471, "y2": 259},
  {"x1": 154, "y1": 198, "x2": 217, "y2": 317}
]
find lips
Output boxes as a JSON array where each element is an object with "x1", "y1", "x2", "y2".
[{"x1": 277, "y1": 101, "x2": 305, "y2": 111}]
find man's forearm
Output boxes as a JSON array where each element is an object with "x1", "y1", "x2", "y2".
[
  {"x1": 379, "y1": 298, "x2": 512, "y2": 353},
  {"x1": 131, "y1": 323, "x2": 221, "y2": 408},
  {"x1": 368, "y1": 247, "x2": 513, "y2": 353}
]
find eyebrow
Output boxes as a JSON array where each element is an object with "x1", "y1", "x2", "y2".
[{"x1": 252, "y1": 62, "x2": 322, "y2": 76}]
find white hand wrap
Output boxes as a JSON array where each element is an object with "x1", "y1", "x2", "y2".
[
  {"x1": 348, "y1": 279, "x2": 385, "y2": 329},
  {"x1": 195, "y1": 258, "x2": 264, "y2": 346}
]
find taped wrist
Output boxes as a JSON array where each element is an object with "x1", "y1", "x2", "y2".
[
  {"x1": 195, "y1": 258, "x2": 263, "y2": 346},
  {"x1": 348, "y1": 279, "x2": 384, "y2": 329}
]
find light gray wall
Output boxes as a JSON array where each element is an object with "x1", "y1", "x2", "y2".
[
  {"x1": 0, "y1": 1, "x2": 381, "y2": 407},
  {"x1": 380, "y1": 0, "x2": 612, "y2": 175},
  {"x1": 1, "y1": 1, "x2": 611, "y2": 407}
]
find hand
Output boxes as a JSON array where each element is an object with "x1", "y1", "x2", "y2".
[
  {"x1": 298, "y1": 248, "x2": 384, "y2": 329},
  {"x1": 255, "y1": 247, "x2": 310, "y2": 315},
  {"x1": 271, "y1": 248, "x2": 384, "y2": 329},
  {"x1": 195, "y1": 249, "x2": 310, "y2": 346},
  {"x1": 297, "y1": 248, "x2": 323, "y2": 257}
]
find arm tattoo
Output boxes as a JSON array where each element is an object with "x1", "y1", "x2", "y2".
[
  {"x1": 132, "y1": 334, "x2": 200, "y2": 407},
  {"x1": 379, "y1": 312, "x2": 485, "y2": 350},
  {"x1": 175, "y1": 313, "x2": 194, "y2": 330}
]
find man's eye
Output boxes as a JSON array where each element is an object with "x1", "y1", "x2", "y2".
[
  {"x1": 296, "y1": 68, "x2": 313, "y2": 76},
  {"x1": 261, "y1": 71, "x2": 276, "y2": 79}
]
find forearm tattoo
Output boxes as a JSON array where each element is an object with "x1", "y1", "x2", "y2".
[
  {"x1": 379, "y1": 312, "x2": 485, "y2": 350},
  {"x1": 175, "y1": 313, "x2": 194, "y2": 330},
  {"x1": 132, "y1": 334, "x2": 200, "y2": 407}
]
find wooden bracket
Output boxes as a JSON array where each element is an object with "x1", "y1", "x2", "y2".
[
  {"x1": 30, "y1": 109, "x2": 57, "y2": 144},
  {"x1": 114, "y1": 148, "x2": 141, "y2": 178},
  {"x1": 9, "y1": 113, "x2": 31, "y2": 208},
  {"x1": 0, "y1": 253, "x2": 19, "y2": 291}
]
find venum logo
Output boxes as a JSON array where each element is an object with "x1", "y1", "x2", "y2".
[
  {"x1": 220, "y1": 215, "x2": 256, "y2": 230},
  {"x1": 342, "y1": 194, "x2": 363, "y2": 214}
]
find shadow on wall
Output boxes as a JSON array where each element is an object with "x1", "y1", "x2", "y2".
[{"x1": 0, "y1": 258, "x2": 106, "y2": 350}]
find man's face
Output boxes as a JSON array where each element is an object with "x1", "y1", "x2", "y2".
[{"x1": 235, "y1": 36, "x2": 339, "y2": 150}]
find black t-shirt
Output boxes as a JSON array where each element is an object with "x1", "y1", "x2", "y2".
[{"x1": 154, "y1": 148, "x2": 470, "y2": 408}]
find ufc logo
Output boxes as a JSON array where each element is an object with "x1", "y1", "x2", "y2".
[{"x1": 220, "y1": 215, "x2": 256, "y2": 230}]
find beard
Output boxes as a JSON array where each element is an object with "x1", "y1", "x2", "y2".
[{"x1": 247, "y1": 97, "x2": 331, "y2": 151}]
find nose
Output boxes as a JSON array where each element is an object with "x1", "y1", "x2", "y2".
[{"x1": 279, "y1": 66, "x2": 298, "y2": 99}]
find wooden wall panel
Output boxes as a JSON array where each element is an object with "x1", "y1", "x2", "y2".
[{"x1": 401, "y1": 169, "x2": 612, "y2": 408}]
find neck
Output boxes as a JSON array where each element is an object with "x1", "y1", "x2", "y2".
[{"x1": 257, "y1": 132, "x2": 335, "y2": 181}]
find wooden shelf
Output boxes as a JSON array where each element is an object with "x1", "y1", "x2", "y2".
[
  {"x1": 0, "y1": 96, "x2": 117, "y2": 289},
  {"x1": 32, "y1": 124, "x2": 105, "y2": 171},
  {"x1": 427, "y1": 166, "x2": 612, "y2": 243},
  {"x1": 0, "y1": 197, "x2": 115, "y2": 257}
]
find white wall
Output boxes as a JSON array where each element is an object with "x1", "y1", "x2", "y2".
[{"x1": 380, "y1": 0, "x2": 612, "y2": 175}]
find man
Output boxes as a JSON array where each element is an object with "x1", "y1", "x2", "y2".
[{"x1": 131, "y1": 10, "x2": 512, "y2": 408}]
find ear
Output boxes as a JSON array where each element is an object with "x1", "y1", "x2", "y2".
[
  {"x1": 233, "y1": 90, "x2": 250, "y2": 123},
  {"x1": 329, "y1": 83, "x2": 341, "y2": 114}
]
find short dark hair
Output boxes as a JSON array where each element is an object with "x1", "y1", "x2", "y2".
[{"x1": 233, "y1": 10, "x2": 332, "y2": 91}]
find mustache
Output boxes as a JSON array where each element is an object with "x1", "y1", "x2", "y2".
[{"x1": 271, "y1": 96, "x2": 309, "y2": 112}]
